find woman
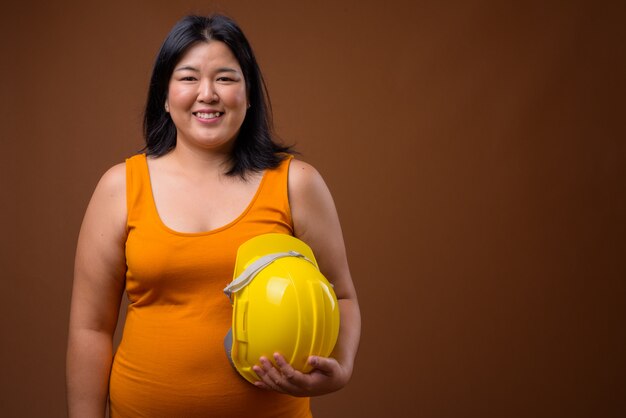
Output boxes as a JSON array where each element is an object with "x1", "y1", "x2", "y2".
[{"x1": 66, "y1": 14, "x2": 360, "y2": 418}]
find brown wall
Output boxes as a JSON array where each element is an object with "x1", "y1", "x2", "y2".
[{"x1": 1, "y1": 0, "x2": 625, "y2": 417}]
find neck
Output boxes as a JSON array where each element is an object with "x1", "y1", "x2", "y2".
[{"x1": 167, "y1": 142, "x2": 234, "y2": 180}]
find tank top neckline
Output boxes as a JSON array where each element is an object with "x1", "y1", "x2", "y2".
[{"x1": 138, "y1": 153, "x2": 271, "y2": 237}]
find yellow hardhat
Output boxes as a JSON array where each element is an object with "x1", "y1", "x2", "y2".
[{"x1": 223, "y1": 233, "x2": 340, "y2": 384}]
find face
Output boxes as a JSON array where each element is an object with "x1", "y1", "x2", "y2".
[{"x1": 165, "y1": 41, "x2": 248, "y2": 152}]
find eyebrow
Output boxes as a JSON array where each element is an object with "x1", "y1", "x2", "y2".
[
  {"x1": 215, "y1": 67, "x2": 240, "y2": 74},
  {"x1": 173, "y1": 66, "x2": 240, "y2": 74},
  {"x1": 174, "y1": 65, "x2": 199, "y2": 72}
]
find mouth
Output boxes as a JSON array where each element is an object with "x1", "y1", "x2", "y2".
[{"x1": 193, "y1": 111, "x2": 223, "y2": 120}]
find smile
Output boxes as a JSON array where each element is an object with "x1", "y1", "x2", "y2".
[{"x1": 193, "y1": 111, "x2": 223, "y2": 119}]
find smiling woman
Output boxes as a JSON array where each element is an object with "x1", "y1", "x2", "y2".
[
  {"x1": 66, "y1": 14, "x2": 360, "y2": 418},
  {"x1": 165, "y1": 42, "x2": 248, "y2": 154},
  {"x1": 142, "y1": 15, "x2": 288, "y2": 177}
]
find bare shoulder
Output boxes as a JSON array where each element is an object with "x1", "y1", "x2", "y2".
[
  {"x1": 288, "y1": 158, "x2": 339, "y2": 239},
  {"x1": 288, "y1": 158, "x2": 329, "y2": 198},
  {"x1": 96, "y1": 162, "x2": 126, "y2": 197},
  {"x1": 81, "y1": 162, "x2": 127, "y2": 235}
]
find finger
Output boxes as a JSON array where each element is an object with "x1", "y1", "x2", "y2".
[
  {"x1": 308, "y1": 356, "x2": 336, "y2": 374},
  {"x1": 255, "y1": 358, "x2": 285, "y2": 392},
  {"x1": 253, "y1": 380, "x2": 270, "y2": 390},
  {"x1": 252, "y1": 364, "x2": 267, "y2": 381},
  {"x1": 259, "y1": 356, "x2": 273, "y2": 371},
  {"x1": 260, "y1": 357, "x2": 282, "y2": 382},
  {"x1": 274, "y1": 353, "x2": 307, "y2": 386},
  {"x1": 253, "y1": 361, "x2": 275, "y2": 385},
  {"x1": 273, "y1": 353, "x2": 296, "y2": 379},
  {"x1": 253, "y1": 364, "x2": 283, "y2": 393}
]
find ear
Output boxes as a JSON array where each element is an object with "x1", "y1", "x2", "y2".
[{"x1": 164, "y1": 99, "x2": 170, "y2": 113}]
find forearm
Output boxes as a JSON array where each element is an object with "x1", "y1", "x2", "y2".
[
  {"x1": 331, "y1": 297, "x2": 361, "y2": 378},
  {"x1": 66, "y1": 328, "x2": 115, "y2": 418}
]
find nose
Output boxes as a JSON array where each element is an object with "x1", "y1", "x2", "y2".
[{"x1": 198, "y1": 78, "x2": 218, "y2": 103}]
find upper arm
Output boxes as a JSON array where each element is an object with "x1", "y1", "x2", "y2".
[
  {"x1": 288, "y1": 159, "x2": 356, "y2": 301},
  {"x1": 69, "y1": 163, "x2": 128, "y2": 335}
]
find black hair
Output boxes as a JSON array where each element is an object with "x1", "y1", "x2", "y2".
[{"x1": 142, "y1": 14, "x2": 291, "y2": 177}]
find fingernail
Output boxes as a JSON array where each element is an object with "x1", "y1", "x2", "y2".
[{"x1": 309, "y1": 356, "x2": 317, "y2": 365}]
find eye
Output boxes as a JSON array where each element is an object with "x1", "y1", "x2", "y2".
[
  {"x1": 179, "y1": 76, "x2": 197, "y2": 81},
  {"x1": 217, "y1": 76, "x2": 238, "y2": 83}
]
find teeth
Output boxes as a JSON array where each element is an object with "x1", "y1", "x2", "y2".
[{"x1": 196, "y1": 112, "x2": 221, "y2": 119}]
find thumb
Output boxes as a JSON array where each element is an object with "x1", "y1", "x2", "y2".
[{"x1": 308, "y1": 356, "x2": 336, "y2": 374}]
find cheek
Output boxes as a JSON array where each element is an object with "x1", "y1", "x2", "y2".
[
  {"x1": 223, "y1": 86, "x2": 248, "y2": 108},
  {"x1": 167, "y1": 87, "x2": 194, "y2": 108}
]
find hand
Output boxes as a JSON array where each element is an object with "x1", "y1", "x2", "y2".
[{"x1": 252, "y1": 353, "x2": 350, "y2": 397}]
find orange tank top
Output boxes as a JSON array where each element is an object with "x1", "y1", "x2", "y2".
[{"x1": 109, "y1": 153, "x2": 311, "y2": 418}]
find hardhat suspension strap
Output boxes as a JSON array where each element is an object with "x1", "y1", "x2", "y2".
[{"x1": 223, "y1": 251, "x2": 315, "y2": 299}]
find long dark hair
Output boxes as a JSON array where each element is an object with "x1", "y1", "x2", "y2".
[{"x1": 143, "y1": 14, "x2": 291, "y2": 177}]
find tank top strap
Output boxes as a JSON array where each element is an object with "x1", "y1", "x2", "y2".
[
  {"x1": 125, "y1": 153, "x2": 154, "y2": 231},
  {"x1": 244, "y1": 153, "x2": 294, "y2": 234}
]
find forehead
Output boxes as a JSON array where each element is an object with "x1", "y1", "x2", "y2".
[{"x1": 175, "y1": 41, "x2": 241, "y2": 70}]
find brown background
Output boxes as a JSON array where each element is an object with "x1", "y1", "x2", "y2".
[{"x1": 1, "y1": 0, "x2": 625, "y2": 417}]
